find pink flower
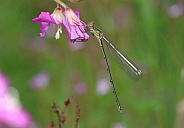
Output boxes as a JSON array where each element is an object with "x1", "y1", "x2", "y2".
[
  {"x1": 32, "y1": 7, "x2": 89, "y2": 43},
  {"x1": 0, "y1": 71, "x2": 33, "y2": 128},
  {"x1": 74, "y1": 82, "x2": 87, "y2": 95},
  {"x1": 29, "y1": 71, "x2": 50, "y2": 89},
  {"x1": 63, "y1": 8, "x2": 89, "y2": 43},
  {"x1": 32, "y1": 11, "x2": 60, "y2": 37},
  {"x1": 167, "y1": 3, "x2": 183, "y2": 18},
  {"x1": 96, "y1": 78, "x2": 110, "y2": 96},
  {"x1": 0, "y1": 71, "x2": 10, "y2": 97},
  {"x1": 112, "y1": 122, "x2": 126, "y2": 128}
]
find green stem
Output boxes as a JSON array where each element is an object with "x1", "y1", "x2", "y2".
[{"x1": 53, "y1": 0, "x2": 68, "y2": 9}]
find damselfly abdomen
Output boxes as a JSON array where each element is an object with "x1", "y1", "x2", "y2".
[{"x1": 87, "y1": 21, "x2": 142, "y2": 113}]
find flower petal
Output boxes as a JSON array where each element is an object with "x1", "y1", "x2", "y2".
[
  {"x1": 62, "y1": 10, "x2": 89, "y2": 43},
  {"x1": 64, "y1": 8, "x2": 80, "y2": 25},
  {"x1": 52, "y1": 8, "x2": 63, "y2": 23},
  {"x1": 39, "y1": 22, "x2": 50, "y2": 37},
  {"x1": 32, "y1": 12, "x2": 59, "y2": 24},
  {"x1": 32, "y1": 12, "x2": 61, "y2": 37},
  {"x1": 74, "y1": 10, "x2": 80, "y2": 18}
]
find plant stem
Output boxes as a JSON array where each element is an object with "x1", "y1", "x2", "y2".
[{"x1": 53, "y1": 0, "x2": 68, "y2": 9}]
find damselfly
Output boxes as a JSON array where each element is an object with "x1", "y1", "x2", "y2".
[{"x1": 87, "y1": 21, "x2": 142, "y2": 113}]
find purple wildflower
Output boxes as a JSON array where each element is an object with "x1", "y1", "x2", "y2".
[
  {"x1": 29, "y1": 72, "x2": 50, "y2": 90},
  {"x1": 74, "y1": 82, "x2": 87, "y2": 95},
  {"x1": 0, "y1": 71, "x2": 32, "y2": 128},
  {"x1": 63, "y1": 8, "x2": 89, "y2": 43},
  {"x1": 112, "y1": 122, "x2": 126, "y2": 128},
  {"x1": 96, "y1": 78, "x2": 110, "y2": 96},
  {"x1": 32, "y1": 7, "x2": 89, "y2": 43},
  {"x1": 167, "y1": 3, "x2": 183, "y2": 18},
  {"x1": 32, "y1": 11, "x2": 60, "y2": 37}
]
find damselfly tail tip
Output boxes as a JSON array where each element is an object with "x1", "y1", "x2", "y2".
[
  {"x1": 119, "y1": 109, "x2": 123, "y2": 114},
  {"x1": 118, "y1": 106, "x2": 123, "y2": 114}
]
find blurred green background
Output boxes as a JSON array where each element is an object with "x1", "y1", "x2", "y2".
[{"x1": 1, "y1": 0, "x2": 184, "y2": 128}]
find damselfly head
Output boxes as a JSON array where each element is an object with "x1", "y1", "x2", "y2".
[
  {"x1": 85, "y1": 21, "x2": 94, "y2": 33},
  {"x1": 87, "y1": 21, "x2": 95, "y2": 28}
]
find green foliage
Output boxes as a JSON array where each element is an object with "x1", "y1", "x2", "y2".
[{"x1": 0, "y1": 0, "x2": 184, "y2": 127}]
